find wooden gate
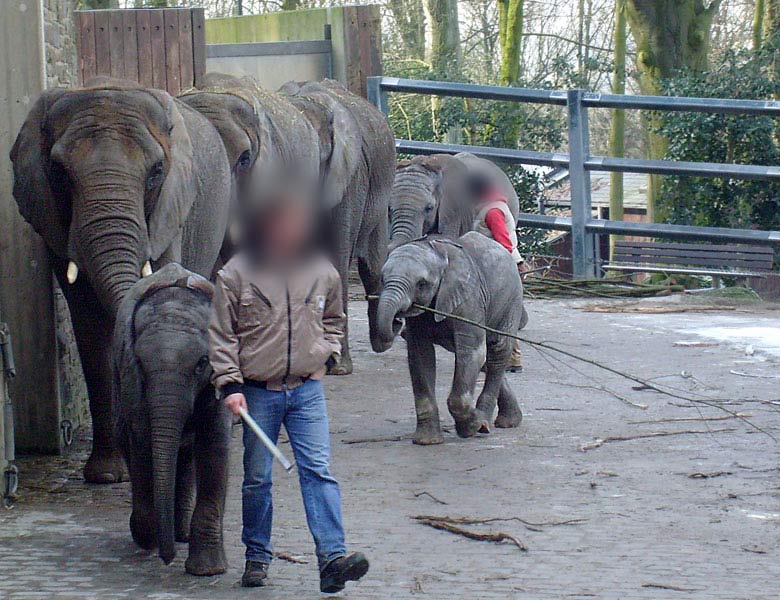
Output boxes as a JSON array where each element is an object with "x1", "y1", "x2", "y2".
[{"x1": 75, "y1": 8, "x2": 206, "y2": 95}]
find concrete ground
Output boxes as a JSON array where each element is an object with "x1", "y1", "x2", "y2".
[{"x1": 1, "y1": 295, "x2": 779, "y2": 599}]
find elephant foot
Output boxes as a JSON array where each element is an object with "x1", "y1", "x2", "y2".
[
  {"x1": 185, "y1": 543, "x2": 228, "y2": 576},
  {"x1": 84, "y1": 448, "x2": 128, "y2": 484},
  {"x1": 412, "y1": 419, "x2": 444, "y2": 445},
  {"x1": 495, "y1": 407, "x2": 523, "y2": 429},
  {"x1": 130, "y1": 512, "x2": 157, "y2": 551},
  {"x1": 328, "y1": 355, "x2": 353, "y2": 376},
  {"x1": 454, "y1": 411, "x2": 482, "y2": 439}
]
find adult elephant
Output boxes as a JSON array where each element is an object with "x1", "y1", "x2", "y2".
[
  {"x1": 10, "y1": 78, "x2": 232, "y2": 483},
  {"x1": 389, "y1": 152, "x2": 519, "y2": 250},
  {"x1": 181, "y1": 76, "x2": 395, "y2": 373}
]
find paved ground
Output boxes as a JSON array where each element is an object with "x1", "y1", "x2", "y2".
[{"x1": 2, "y1": 295, "x2": 780, "y2": 599}]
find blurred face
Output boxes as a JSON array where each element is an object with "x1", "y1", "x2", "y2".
[{"x1": 247, "y1": 198, "x2": 315, "y2": 264}]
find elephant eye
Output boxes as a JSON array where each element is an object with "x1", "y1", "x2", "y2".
[
  {"x1": 417, "y1": 279, "x2": 430, "y2": 290},
  {"x1": 146, "y1": 161, "x2": 164, "y2": 191},
  {"x1": 424, "y1": 204, "x2": 435, "y2": 214},
  {"x1": 195, "y1": 355, "x2": 210, "y2": 376},
  {"x1": 236, "y1": 150, "x2": 252, "y2": 174}
]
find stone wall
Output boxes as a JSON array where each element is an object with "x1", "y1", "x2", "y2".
[
  {"x1": 44, "y1": 0, "x2": 78, "y2": 88},
  {"x1": 45, "y1": 0, "x2": 88, "y2": 450}
]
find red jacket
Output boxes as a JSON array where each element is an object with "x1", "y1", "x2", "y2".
[{"x1": 480, "y1": 188, "x2": 514, "y2": 254}]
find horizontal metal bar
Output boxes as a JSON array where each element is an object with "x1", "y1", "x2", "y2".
[
  {"x1": 602, "y1": 264, "x2": 768, "y2": 277},
  {"x1": 586, "y1": 156, "x2": 780, "y2": 180},
  {"x1": 515, "y1": 213, "x2": 780, "y2": 245},
  {"x1": 396, "y1": 139, "x2": 569, "y2": 168},
  {"x1": 586, "y1": 219, "x2": 780, "y2": 244},
  {"x1": 583, "y1": 92, "x2": 780, "y2": 116},
  {"x1": 378, "y1": 77, "x2": 568, "y2": 105},
  {"x1": 207, "y1": 40, "x2": 332, "y2": 58}
]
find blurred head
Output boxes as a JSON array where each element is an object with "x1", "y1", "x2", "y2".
[
  {"x1": 465, "y1": 172, "x2": 494, "y2": 204},
  {"x1": 243, "y1": 193, "x2": 316, "y2": 265}
]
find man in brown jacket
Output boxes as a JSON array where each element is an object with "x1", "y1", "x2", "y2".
[{"x1": 209, "y1": 199, "x2": 369, "y2": 593}]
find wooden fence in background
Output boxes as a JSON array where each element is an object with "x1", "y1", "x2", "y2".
[{"x1": 75, "y1": 8, "x2": 206, "y2": 95}]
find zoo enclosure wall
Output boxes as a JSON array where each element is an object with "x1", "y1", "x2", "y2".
[{"x1": 367, "y1": 77, "x2": 780, "y2": 279}]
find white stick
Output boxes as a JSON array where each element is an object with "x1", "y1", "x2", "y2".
[{"x1": 238, "y1": 407, "x2": 295, "y2": 472}]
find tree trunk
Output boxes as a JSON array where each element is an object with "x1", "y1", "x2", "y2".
[
  {"x1": 608, "y1": 0, "x2": 627, "y2": 259},
  {"x1": 624, "y1": 0, "x2": 721, "y2": 221},
  {"x1": 754, "y1": 0, "x2": 766, "y2": 49},
  {"x1": 282, "y1": 0, "x2": 300, "y2": 11},
  {"x1": 389, "y1": 0, "x2": 427, "y2": 60},
  {"x1": 425, "y1": 0, "x2": 461, "y2": 77},
  {"x1": 82, "y1": 0, "x2": 119, "y2": 8},
  {"x1": 497, "y1": 0, "x2": 524, "y2": 86}
]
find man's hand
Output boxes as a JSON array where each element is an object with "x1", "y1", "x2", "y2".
[
  {"x1": 224, "y1": 392, "x2": 247, "y2": 416},
  {"x1": 310, "y1": 365, "x2": 327, "y2": 380}
]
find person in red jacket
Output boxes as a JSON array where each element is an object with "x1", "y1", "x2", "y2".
[{"x1": 467, "y1": 172, "x2": 525, "y2": 372}]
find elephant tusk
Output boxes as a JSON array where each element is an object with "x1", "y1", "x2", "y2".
[
  {"x1": 66, "y1": 261, "x2": 79, "y2": 285},
  {"x1": 141, "y1": 261, "x2": 153, "y2": 278}
]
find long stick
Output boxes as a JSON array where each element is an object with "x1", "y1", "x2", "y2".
[{"x1": 238, "y1": 407, "x2": 295, "y2": 472}]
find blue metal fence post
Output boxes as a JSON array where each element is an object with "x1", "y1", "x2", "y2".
[
  {"x1": 567, "y1": 89, "x2": 597, "y2": 279},
  {"x1": 367, "y1": 76, "x2": 389, "y2": 114}
]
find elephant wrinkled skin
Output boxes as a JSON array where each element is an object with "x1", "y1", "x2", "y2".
[
  {"x1": 10, "y1": 78, "x2": 232, "y2": 483},
  {"x1": 376, "y1": 233, "x2": 525, "y2": 445},
  {"x1": 113, "y1": 264, "x2": 231, "y2": 575}
]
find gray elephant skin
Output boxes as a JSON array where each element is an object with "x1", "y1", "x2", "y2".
[
  {"x1": 113, "y1": 264, "x2": 231, "y2": 575},
  {"x1": 10, "y1": 77, "x2": 231, "y2": 483},
  {"x1": 180, "y1": 75, "x2": 396, "y2": 372},
  {"x1": 376, "y1": 232, "x2": 524, "y2": 445},
  {"x1": 389, "y1": 152, "x2": 519, "y2": 250}
]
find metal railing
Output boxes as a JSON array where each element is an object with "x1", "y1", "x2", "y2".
[{"x1": 367, "y1": 76, "x2": 780, "y2": 278}]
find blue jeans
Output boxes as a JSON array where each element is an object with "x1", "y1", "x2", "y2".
[{"x1": 242, "y1": 379, "x2": 346, "y2": 569}]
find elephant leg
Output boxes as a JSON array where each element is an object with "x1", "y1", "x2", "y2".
[
  {"x1": 125, "y1": 443, "x2": 156, "y2": 550},
  {"x1": 495, "y1": 377, "x2": 523, "y2": 429},
  {"x1": 448, "y1": 329, "x2": 485, "y2": 439},
  {"x1": 175, "y1": 444, "x2": 196, "y2": 543},
  {"x1": 52, "y1": 255, "x2": 127, "y2": 484},
  {"x1": 357, "y1": 220, "x2": 389, "y2": 354},
  {"x1": 185, "y1": 397, "x2": 230, "y2": 576},
  {"x1": 406, "y1": 324, "x2": 442, "y2": 445},
  {"x1": 475, "y1": 352, "x2": 507, "y2": 434},
  {"x1": 326, "y1": 203, "x2": 355, "y2": 376}
]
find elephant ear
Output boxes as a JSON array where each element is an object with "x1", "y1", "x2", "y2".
[
  {"x1": 431, "y1": 239, "x2": 476, "y2": 322},
  {"x1": 320, "y1": 98, "x2": 361, "y2": 211},
  {"x1": 433, "y1": 158, "x2": 472, "y2": 238},
  {"x1": 147, "y1": 93, "x2": 196, "y2": 262},
  {"x1": 10, "y1": 87, "x2": 69, "y2": 257}
]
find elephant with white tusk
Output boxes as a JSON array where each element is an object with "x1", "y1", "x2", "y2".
[
  {"x1": 376, "y1": 232, "x2": 524, "y2": 445},
  {"x1": 10, "y1": 77, "x2": 232, "y2": 483}
]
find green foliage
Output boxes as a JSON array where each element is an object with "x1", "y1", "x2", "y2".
[{"x1": 656, "y1": 48, "x2": 780, "y2": 237}]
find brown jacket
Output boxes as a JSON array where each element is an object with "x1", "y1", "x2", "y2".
[{"x1": 209, "y1": 253, "x2": 344, "y2": 392}]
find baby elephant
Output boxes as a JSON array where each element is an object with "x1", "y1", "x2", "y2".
[
  {"x1": 376, "y1": 232, "x2": 524, "y2": 445},
  {"x1": 113, "y1": 263, "x2": 231, "y2": 575}
]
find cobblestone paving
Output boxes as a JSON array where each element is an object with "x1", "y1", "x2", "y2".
[{"x1": 1, "y1": 298, "x2": 779, "y2": 599}]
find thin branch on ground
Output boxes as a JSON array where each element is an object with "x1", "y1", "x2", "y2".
[
  {"x1": 412, "y1": 514, "x2": 586, "y2": 532},
  {"x1": 730, "y1": 370, "x2": 780, "y2": 379},
  {"x1": 551, "y1": 380, "x2": 648, "y2": 410},
  {"x1": 341, "y1": 435, "x2": 408, "y2": 445},
  {"x1": 412, "y1": 517, "x2": 527, "y2": 551},
  {"x1": 580, "y1": 428, "x2": 736, "y2": 451},
  {"x1": 628, "y1": 413, "x2": 751, "y2": 425},
  {"x1": 414, "y1": 491, "x2": 449, "y2": 505},
  {"x1": 642, "y1": 583, "x2": 702, "y2": 592},
  {"x1": 274, "y1": 552, "x2": 308, "y2": 564}
]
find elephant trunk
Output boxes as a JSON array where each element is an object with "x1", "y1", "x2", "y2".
[
  {"x1": 389, "y1": 207, "x2": 425, "y2": 251},
  {"x1": 71, "y1": 175, "x2": 145, "y2": 316},
  {"x1": 376, "y1": 282, "x2": 411, "y2": 348},
  {"x1": 148, "y1": 385, "x2": 189, "y2": 565}
]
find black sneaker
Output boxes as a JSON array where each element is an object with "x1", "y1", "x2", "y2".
[
  {"x1": 241, "y1": 560, "x2": 269, "y2": 587},
  {"x1": 320, "y1": 553, "x2": 369, "y2": 593}
]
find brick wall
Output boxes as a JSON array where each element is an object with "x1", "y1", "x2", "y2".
[{"x1": 44, "y1": 0, "x2": 78, "y2": 88}]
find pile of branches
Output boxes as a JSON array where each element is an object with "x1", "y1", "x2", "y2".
[{"x1": 523, "y1": 277, "x2": 684, "y2": 299}]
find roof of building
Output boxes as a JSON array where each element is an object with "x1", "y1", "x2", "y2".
[{"x1": 544, "y1": 170, "x2": 648, "y2": 210}]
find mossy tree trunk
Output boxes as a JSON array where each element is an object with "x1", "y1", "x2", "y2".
[
  {"x1": 390, "y1": 0, "x2": 427, "y2": 60},
  {"x1": 754, "y1": 0, "x2": 766, "y2": 49},
  {"x1": 625, "y1": 0, "x2": 721, "y2": 221},
  {"x1": 608, "y1": 0, "x2": 627, "y2": 259},
  {"x1": 425, "y1": 0, "x2": 461, "y2": 142},
  {"x1": 80, "y1": 0, "x2": 119, "y2": 8},
  {"x1": 497, "y1": 0, "x2": 524, "y2": 86}
]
